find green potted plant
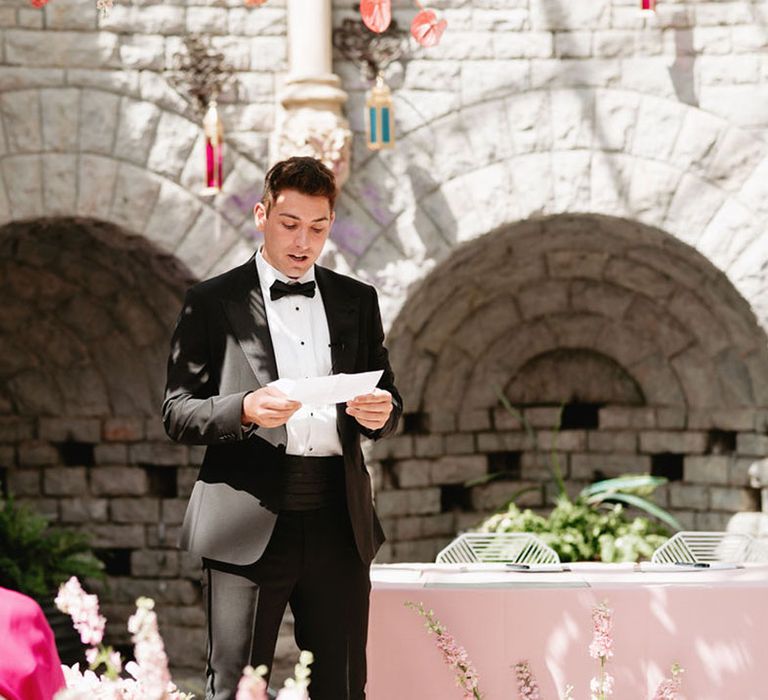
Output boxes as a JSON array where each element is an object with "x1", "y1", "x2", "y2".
[
  {"x1": 0, "y1": 495, "x2": 104, "y2": 662},
  {"x1": 474, "y1": 395, "x2": 680, "y2": 563}
]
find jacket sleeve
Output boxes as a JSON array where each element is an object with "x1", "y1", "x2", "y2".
[
  {"x1": 162, "y1": 288, "x2": 250, "y2": 445},
  {"x1": 358, "y1": 285, "x2": 402, "y2": 441}
]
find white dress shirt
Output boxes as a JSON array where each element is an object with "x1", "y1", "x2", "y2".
[{"x1": 256, "y1": 250, "x2": 343, "y2": 457}]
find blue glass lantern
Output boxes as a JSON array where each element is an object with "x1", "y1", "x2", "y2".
[{"x1": 365, "y1": 75, "x2": 395, "y2": 150}]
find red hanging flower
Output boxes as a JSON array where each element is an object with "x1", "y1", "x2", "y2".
[
  {"x1": 244, "y1": 0, "x2": 268, "y2": 6},
  {"x1": 360, "y1": 0, "x2": 392, "y2": 33},
  {"x1": 410, "y1": 8, "x2": 447, "y2": 47},
  {"x1": 30, "y1": 0, "x2": 49, "y2": 7}
]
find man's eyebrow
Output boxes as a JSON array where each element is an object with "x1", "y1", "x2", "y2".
[{"x1": 278, "y1": 213, "x2": 329, "y2": 223}]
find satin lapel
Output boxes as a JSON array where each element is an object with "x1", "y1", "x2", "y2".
[
  {"x1": 316, "y1": 267, "x2": 359, "y2": 375},
  {"x1": 221, "y1": 260, "x2": 279, "y2": 388}
]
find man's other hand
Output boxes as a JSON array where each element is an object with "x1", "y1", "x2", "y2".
[
  {"x1": 346, "y1": 388, "x2": 393, "y2": 430},
  {"x1": 242, "y1": 386, "x2": 302, "y2": 428}
]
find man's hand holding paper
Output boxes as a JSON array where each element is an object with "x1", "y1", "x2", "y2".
[
  {"x1": 266, "y1": 370, "x2": 391, "y2": 430},
  {"x1": 346, "y1": 387, "x2": 393, "y2": 430},
  {"x1": 241, "y1": 386, "x2": 302, "y2": 428}
]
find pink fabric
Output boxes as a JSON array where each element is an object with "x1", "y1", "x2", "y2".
[
  {"x1": 0, "y1": 587, "x2": 66, "y2": 700},
  {"x1": 368, "y1": 565, "x2": 768, "y2": 699}
]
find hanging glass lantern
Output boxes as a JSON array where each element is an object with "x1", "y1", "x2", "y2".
[
  {"x1": 202, "y1": 99, "x2": 223, "y2": 195},
  {"x1": 365, "y1": 75, "x2": 395, "y2": 151},
  {"x1": 640, "y1": 0, "x2": 656, "y2": 13}
]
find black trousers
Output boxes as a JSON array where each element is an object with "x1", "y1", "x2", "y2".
[{"x1": 202, "y1": 506, "x2": 371, "y2": 700}]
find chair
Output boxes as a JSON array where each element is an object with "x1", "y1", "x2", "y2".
[
  {"x1": 651, "y1": 531, "x2": 753, "y2": 564},
  {"x1": 746, "y1": 537, "x2": 768, "y2": 563},
  {"x1": 436, "y1": 532, "x2": 560, "y2": 564}
]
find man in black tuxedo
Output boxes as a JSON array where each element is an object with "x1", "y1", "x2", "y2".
[{"x1": 163, "y1": 157, "x2": 401, "y2": 700}]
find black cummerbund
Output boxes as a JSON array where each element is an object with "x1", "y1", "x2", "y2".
[{"x1": 280, "y1": 455, "x2": 346, "y2": 511}]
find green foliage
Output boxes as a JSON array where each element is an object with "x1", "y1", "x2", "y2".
[
  {"x1": 479, "y1": 496, "x2": 670, "y2": 563},
  {"x1": 0, "y1": 496, "x2": 103, "y2": 601},
  {"x1": 474, "y1": 392, "x2": 680, "y2": 562}
]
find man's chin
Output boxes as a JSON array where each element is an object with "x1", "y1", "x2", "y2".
[{"x1": 284, "y1": 258, "x2": 312, "y2": 278}]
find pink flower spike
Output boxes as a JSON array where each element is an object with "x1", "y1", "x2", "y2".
[
  {"x1": 236, "y1": 665, "x2": 269, "y2": 700},
  {"x1": 652, "y1": 663, "x2": 684, "y2": 700},
  {"x1": 360, "y1": 0, "x2": 391, "y2": 33},
  {"x1": 55, "y1": 577, "x2": 106, "y2": 647},
  {"x1": 410, "y1": 8, "x2": 448, "y2": 48},
  {"x1": 514, "y1": 660, "x2": 541, "y2": 700},
  {"x1": 589, "y1": 601, "x2": 614, "y2": 660}
]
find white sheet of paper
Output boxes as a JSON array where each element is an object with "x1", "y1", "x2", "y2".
[{"x1": 268, "y1": 370, "x2": 384, "y2": 406}]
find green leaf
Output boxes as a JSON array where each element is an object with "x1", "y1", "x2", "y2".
[
  {"x1": 589, "y1": 492, "x2": 682, "y2": 531},
  {"x1": 464, "y1": 470, "x2": 520, "y2": 488},
  {"x1": 580, "y1": 475, "x2": 667, "y2": 499}
]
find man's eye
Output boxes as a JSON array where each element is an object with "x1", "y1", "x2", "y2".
[
  {"x1": 283, "y1": 224, "x2": 297, "y2": 230},
  {"x1": 312, "y1": 228, "x2": 324, "y2": 234}
]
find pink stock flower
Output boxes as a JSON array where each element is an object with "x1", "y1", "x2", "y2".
[
  {"x1": 514, "y1": 661, "x2": 541, "y2": 700},
  {"x1": 406, "y1": 601, "x2": 482, "y2": 700},
  {"x1": 590, "y1": 670, "x2": 614, "y2": 699},
  {"x1": 275, "y1": 688, "x2": 308, "y2": 700},
  {"x1": 126, "y1": 597, "x2": 172, "y2": 700},
  {"x1": 55, "y1": 577, "x2": 106, "y2": 647},
  {"x1": 589, "y1": 602, "x2": 613, "y2": 660},
  {"x1": 236, "y1": 665, "x2": 269, "y2": 700},
  {"x1": 652, "y1": 664, "x2": 684, "y2": 700}
]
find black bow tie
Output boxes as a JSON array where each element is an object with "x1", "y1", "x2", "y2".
[{"x1": 270, "y1": 279, "x2": 316, "y2": 301}]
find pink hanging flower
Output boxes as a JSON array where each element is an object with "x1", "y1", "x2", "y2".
[
  {"x1": 30, "y1": 0, "x2": 49, "y2": 7},
  {"x1": 652, "y1": 664, "x2": 685, "y2": 700},
  {"x1": 514, "y1": 661, "x2": 541, "y2": 700},
  {"x1": 360, "y1": 0, "x2": 392, "y2": 33},
  {"x1": 410, "y1": 8, "x2": 448, "y2": 47},
  {"x1": 55, "y1": 577, "x2": 106, "y2": 647},
  {"x1": 406, "y1": 601, "x2": 482, "y2": 699},
  {"x1": 244, "y1": 0, "x2": 268, "y2": 6}
]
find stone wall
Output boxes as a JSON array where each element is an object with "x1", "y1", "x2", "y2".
[
  {"x1": 0, "y1": 218, "x2": 212, "y2": 673},
  {"x1": 2, "y1": 0, "x2": 768, "y2": 688},
  {"x1": 368, "y1": 213, "x2": 768, "y2": 561}
]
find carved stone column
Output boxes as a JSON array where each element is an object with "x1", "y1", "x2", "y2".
[{"x1": 272, "y1": 0, "x2": 352, "y2": 187}]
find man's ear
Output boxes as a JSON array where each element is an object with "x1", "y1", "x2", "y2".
[
  {"x1": 329, "y1": 210, "x2": 336, "y2": 228},
  {"x1": 254, "y1": 202, "x2": 267, "y2": 231}
]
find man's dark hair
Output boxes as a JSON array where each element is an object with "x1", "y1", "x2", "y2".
[{"x1": 262, "y1": 156, "x2": 337, "y2": 213}]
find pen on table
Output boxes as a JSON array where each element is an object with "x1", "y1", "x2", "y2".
[
  {"x1": 505, "y1": 563, "x2": 531, "y2": 570},
  {"x1": 673, "y1": 561, "x2": 710, "y2": 568}
]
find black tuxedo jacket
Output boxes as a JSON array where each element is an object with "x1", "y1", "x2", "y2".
[{"x1": 162, "y1": 255, "x2": 401, "y2": 565}]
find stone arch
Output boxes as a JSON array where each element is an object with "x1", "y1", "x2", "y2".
[
  {"x1": 505, "y1": 349, "x2": 645, "y2": 406},
  {"x1": 340, "y1": 89, "x2": 768, "y2": 333},
  {"x1": 371, "y1": 213, "x2": 768, "y2": 562},
  {"x1": 0, "y1": 217, "x2": 192, "y2": 418},
  {"x1": 0, "y1": 216, "x2": 209, "y2": 668},
  {"x1": 0, "y1": 86, "x2": 264, "y2": 280},
  {"x1": 391, "y1": 214, "x2": 768, "y2": 422}
]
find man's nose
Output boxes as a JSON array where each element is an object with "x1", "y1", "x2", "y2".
[{"x1": 294, "y1": 227, "x2": 309, "y2": 248}]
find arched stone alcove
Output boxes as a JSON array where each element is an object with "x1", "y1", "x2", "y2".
[
  {"x1": 0, "y1": 216, "x2": 207, "y2": 673},
  {"x1": 371, "y1": 214, "x2": 768, "y2": 562}
]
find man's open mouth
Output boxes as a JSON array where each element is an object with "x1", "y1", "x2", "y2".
[{"x1": 288, "y1": 254, "x2": 308, "y2": 262}]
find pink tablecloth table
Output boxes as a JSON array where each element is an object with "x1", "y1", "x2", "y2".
[{"x1": 367, "y1": 563, "x2": 768, "y2": 700}]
